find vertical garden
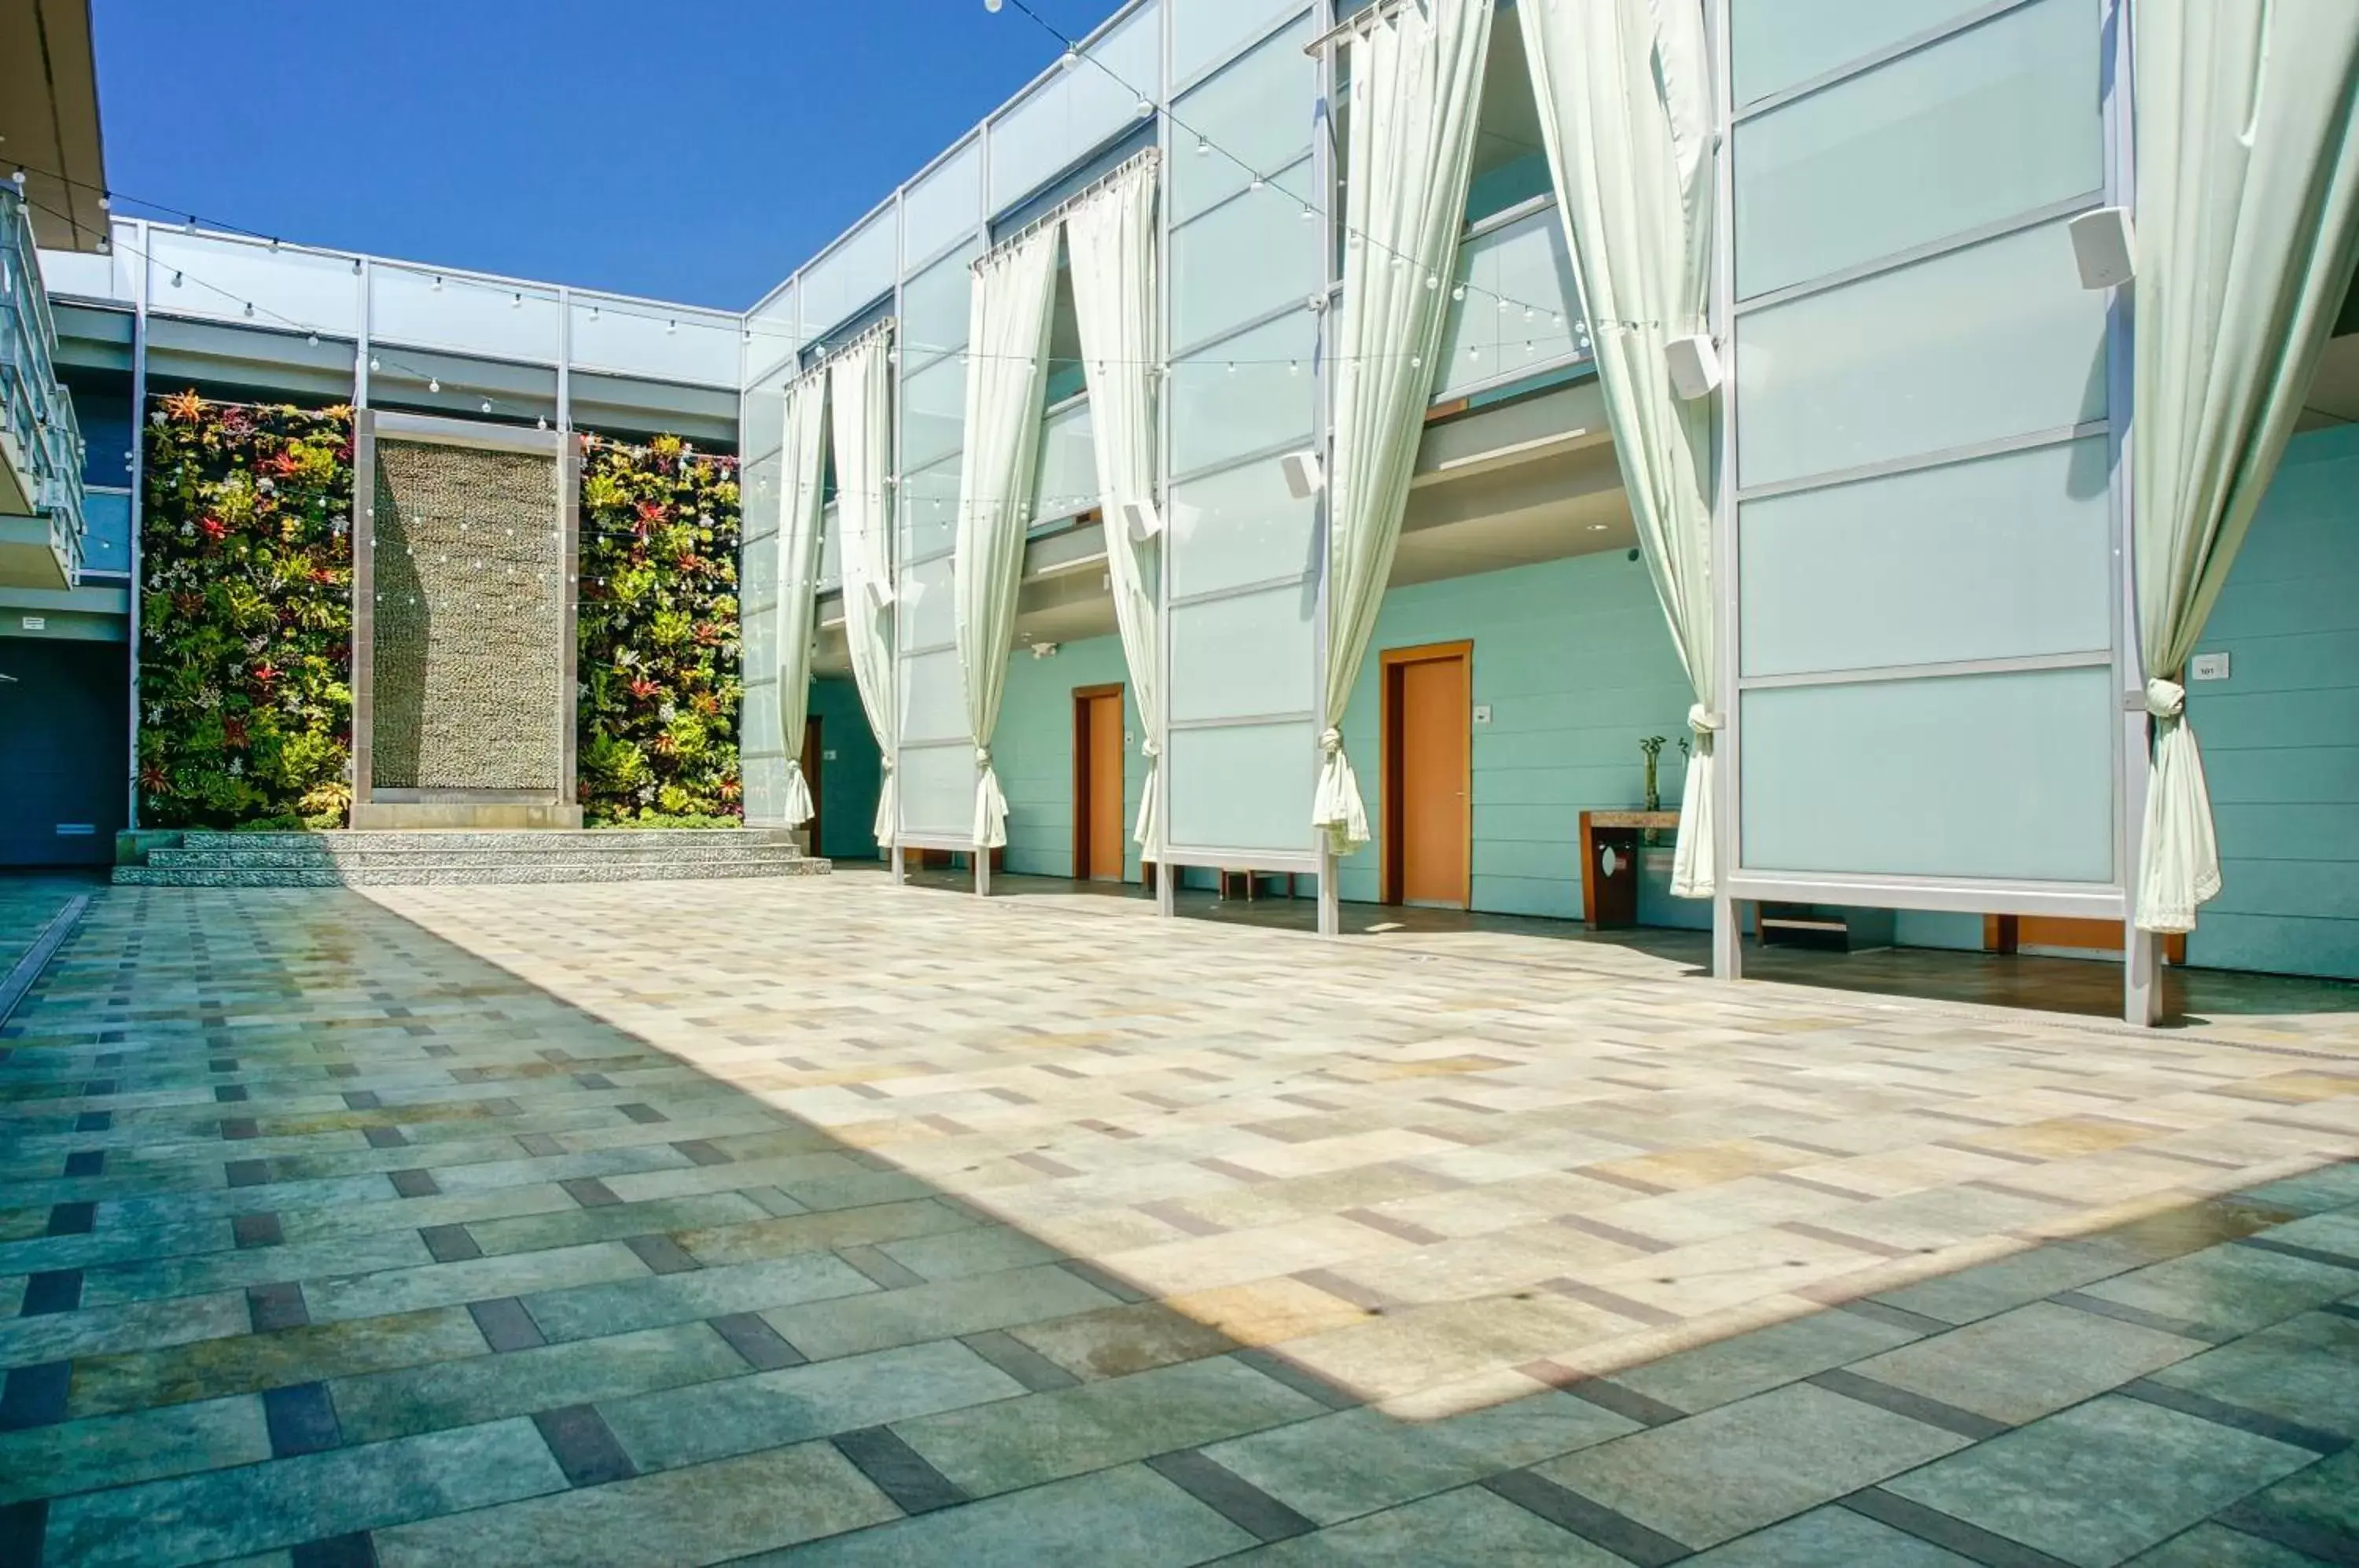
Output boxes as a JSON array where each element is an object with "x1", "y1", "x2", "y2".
[{"x1": 138, "y1": 393, "x2": 744, "y2": 829}]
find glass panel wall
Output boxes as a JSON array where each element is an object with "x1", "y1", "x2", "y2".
[{"x1": 988, "y1": 2, "x2": 1163, "y2": 212}]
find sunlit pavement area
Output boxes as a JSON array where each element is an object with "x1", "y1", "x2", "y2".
[{"x1": 2, "y1": 873, "x2": 2356, "y2": 1566}]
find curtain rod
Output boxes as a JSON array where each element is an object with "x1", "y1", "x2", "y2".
[
  {"x1": 975, "y1": 146, "x2": 1162, "y2": 271},
  {"x1": 782, "y1": 315, "x2": 898, "y2": 392},
  {"x1": 1303, "y1": 0, "x2": 1419, "y2": 54}
]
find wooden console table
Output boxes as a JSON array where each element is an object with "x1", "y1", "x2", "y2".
[{"x1": 1579, "y1": 810, "x2": 1679, "y2": 929}]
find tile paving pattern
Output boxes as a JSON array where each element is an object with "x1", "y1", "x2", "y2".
[{"x1": 0, "y1": 873, "x2": 2353, "y2": 1565}]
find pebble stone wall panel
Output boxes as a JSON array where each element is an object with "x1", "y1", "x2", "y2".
[{"x1": 370, "y1": 439, "x2": 566, "y2": 790}]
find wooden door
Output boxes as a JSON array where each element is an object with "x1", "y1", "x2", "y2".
[
  {"x1": 1985, "y1": 915, "x2": 2187, "y2": 965},
  {"x1": 1382, "y1": 642, "x2": 1472, "y2": 908},
  {"x1": 799, "y1": 716, "x2": 823, "y2": 854},
  {"x1": 1073, "y1": 685, "x2": 1126, "y2": 882}
]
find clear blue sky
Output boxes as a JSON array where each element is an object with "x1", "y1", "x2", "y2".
[{"x1": 92, "y1": 0, "x2": 1125, "y2": 310}]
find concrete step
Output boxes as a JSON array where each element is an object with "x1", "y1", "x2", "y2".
[
  {"x1": 149, "y1": 843, "x2": 811, "y2": 870},
  {"x1": 112, "y1": 856, "x2": 831, "y2": 889},
  {"x1": 174, "y1": 829, "x2": 804, "y2": 855}
]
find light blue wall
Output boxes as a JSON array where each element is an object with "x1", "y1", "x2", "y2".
[
  {"x1": 2184, "y1": 425, "x2": 2359, "y2": 981},
  {"x1": 808, "y1": 676, "x2": 883, "y2": 863},
  {"x1": 1329, "y1": 550, "x2": 1708, "y2": 926},
  {"x1": 992, "y1": 634, "x2": 1147, "y2": 882}
]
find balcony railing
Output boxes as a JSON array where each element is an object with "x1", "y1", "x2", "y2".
[{"x1": 0, "y1": 187, "x2": 88, "y2": 587}]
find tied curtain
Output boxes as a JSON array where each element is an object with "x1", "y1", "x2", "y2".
[
  {"x1": 952, "y1": 226, "x2": 1060, "y2": 849},
  {"x1": 1518, "y1": 0, "x2": 1720, "y2": 897},
  {"x1": 1067, "y1": 158, "x2": 1165, "y2": 856},
  {"x1": 2131, "y1": 1, "x2": 2359, "y2": 933},
  {"x1": 1316, "y1": 0, "x2": 1496, "y2": 855},
  {"x1": 774, "y1": 372, "x2": 828, "y2": 829},
  {"x1": 830, "y1": 331, "x2": 899, "y2": 849}
]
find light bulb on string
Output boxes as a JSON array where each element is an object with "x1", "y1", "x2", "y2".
[{"x1": 428, "y1": 379, "x2": 440, "y2": 393}]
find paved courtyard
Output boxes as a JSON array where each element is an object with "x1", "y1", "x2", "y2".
[{"x1": 2, "y1": 871, "x2": 2357, "y2": 1566}]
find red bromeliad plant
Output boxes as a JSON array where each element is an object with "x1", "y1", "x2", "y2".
[
  {"x1": 138, "y1": 392, "x2": 355, "y2": 828},
  {"x1": 574, "y1": 434, "x2": 743, "y2": 823}
]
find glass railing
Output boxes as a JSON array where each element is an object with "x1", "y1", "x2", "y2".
[
  {"x1": 1031, "y1": 395, "x2": 1098, "y2": 531},
  {"x1": 1, "y1": 187, "x2": 87, "y2": 582},
  {"x1": 1433, "y1": 197, "x2": 1588, "y2": 404}
]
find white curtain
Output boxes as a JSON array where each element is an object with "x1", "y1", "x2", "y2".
[
  {"x1": 1519, "y1": 0, "x2": 1720, "y2": 897},
  {"x1": 1316, "y1": 0, "x2": 1496, "y2": 855},
  {"x1": 1067, "y1": 158, "x2": 1165, "y2": 856},
  {"x1": 774, "y1": 372, "x2": 828, "y2": 829},
  {"x1": 953, "y1": 226, "x2": 1060, "y2": 850},
  {"x1": 830, "y1": 331, "x2": 898, "y2": 849},
  {"x1": 2132, "y1": 2, "x2": 2359, "y2": 933}
]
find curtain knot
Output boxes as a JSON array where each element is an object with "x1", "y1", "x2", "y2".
[
  {"x1": 2144, "y1": 679, "x2": 2187, "y2": 720},
  {"x1": 1687, "y1": 705, "x2": 1721, "y2": 735},
  {"x1": 1320, "y1": 727, "x2": 1344, "y2": 755},
  {"x1": 1140, "y1": 738, "x2": 1160, "y2": 760},
  {"x1": 975, "y1": 746, "x2": 993, "y2": 768}
]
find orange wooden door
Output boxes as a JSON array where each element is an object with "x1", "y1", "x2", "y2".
[
  {"x1": 799, "y1": 716, "x2": 823, "y2": 854},
  {"x1": 1397, "y1": 652, "x2": 1470, "y2": 907},
  {"x1": 1086, "y1": 692, "x2": 1125, "y2": 881}
]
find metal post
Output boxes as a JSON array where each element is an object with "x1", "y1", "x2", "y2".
[
  {"x1": 355, "y1": 256, "x2": 372, "y2": 409},
  {"x1": 556, "y1": 285, "x2": 572, "y2": 431},
  {"x1": 891, "y1": 843, "x2": 906, "y2": 883},
  {"x1": 1708, "y1": 0, "x2": 1742, "y2": 982},
  {"x1": 1318, "y1": 847, "x2": 1341, "y2": 936},
  {"x1": 977, "y1": 847, "x2": 991, "y2": 896},
  {"x1": 124, "y1": 219, "x2": 149, "y2": 830}
]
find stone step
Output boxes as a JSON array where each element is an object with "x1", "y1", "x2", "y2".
[
  {"x1": 174, "y1": 829, "x2": 803, "y2": 854},
  {"x1": 112, "y1": 856, "x2": 831, "y2": 889},
  {"x1": 149, "y1": 842, "x2": 810, "y2": 870}
]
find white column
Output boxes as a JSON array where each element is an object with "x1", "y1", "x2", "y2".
[{"x1": 1318, "y1": 848, "x2": 1341, "y2": 937}]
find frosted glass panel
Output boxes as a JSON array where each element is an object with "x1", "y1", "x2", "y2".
[
  {"x1": 900, "y1": 649, "x2": 967, "y2": 744},
  {"x1": 569, "y1": 300, "x2": 739, "y2": 385},
  {"x1": 741, "y1": 681, "x2": 782, "y2": 763},
  {"x1": 147, "y1": 231, "x2": 360, "y2": 336},
  {"x1": 902, "y1": 244, "x2": 978, "y2": 365},
  {"x1": 1175, "y1": 0, "x2": 1305, "y2": 86},
  {"x1": 819, "y1": 500, "x2": 843, "y2": 592},
  {"x1": 1433, "y1": 204, "x2": 1581, "y2": 399},
  {"x1": 900, "y1": 554, "x2": 958, "y2": 652},
  {"x1": 739, "y1": 439, "x2": 782, "y2": 536},
  {"x1": 1741, "y1": 436, "x2": 2112, "y2": 676},
  {"x1": 1034, "y1": 398, "x2": 1098, "y2": 523},
  {"x1": 899, "y1": 740, "x2": 975, "y2": 836},
  {"x1": 988, "y1": 5, "x2": 1162, "y2": 208},
  {"x1": 1741, "y1": 667, "x2": 2114, "y2": 882},
  {"x1": 1736, "y1": 218, "x2": 2107, "y2": 488},
  {"x1": 901, "y1": 354, "x2": 968, "y2": 471},
  {"x1": 899, "y1": 458, "x2": 961, "y2": 563},
  {"x1": 903, "y1": 138, "x2": 982, "y2": 269},
  {"x1": 1169, "y1": 458, "x2": 1319, "y2": 599},
  {"x1": 800, "y1": 207, "x2": 897, "y2": 342},
  {"x1": 371, "y1": 264, "x2": 560, "y2": 362},
  {"x1": 1172, "y1": 171, "x2": 1322, "y2": 352},
  {"x1": 1171, "y1": 310, "x2": 1317, "y2": 477},
  {"x1": 1168, "y1": 581, "x2": 1316, "y2": 722},
  {"x1": 1736, "y1": 0, "x2": 2102, "y2": 299},
  {"x1": 1732, "y1": 0, "x2": 1989, "y2": 105},
  {"x1": 1172, "y1": 17, "x2": 1317, "y2": 221},
  {"x1": 1167, "y1": 720, "x2": 1318, "y2": 852},
  {"x1": 744, "y1": 281, "x2": 799, "y2": 387}
]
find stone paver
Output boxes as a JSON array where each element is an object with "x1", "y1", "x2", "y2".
[{"x1": 0, "y1": 874, "x2": 2353, "y2": 1564}]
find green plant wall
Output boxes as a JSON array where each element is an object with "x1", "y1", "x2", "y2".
[
  {"x1": 574, "y1": 435, "x2": 744, "y2": 823},
  {"x1": 138, "y1": 392, "x2": 355, "y2": 829}
]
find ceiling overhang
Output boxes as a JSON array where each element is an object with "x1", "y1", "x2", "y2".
[{"x1": 1, "y1": 0, "x2": 108, "y2": 252}]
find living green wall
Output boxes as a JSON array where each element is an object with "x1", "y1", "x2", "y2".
[
  {"x1": 1331, "y1": 549, "x2": 1706, "y2": 924},
  {"x1": 2184, "y1": 425, "x2": 2359, "y2": 981},
  {"x1": 991, "y1": 634, "x2": 1147, "y2": 882}
]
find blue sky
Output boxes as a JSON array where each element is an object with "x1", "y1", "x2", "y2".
[{"x1": 92, "y1": 1, "x2": 1124, "y2": 310}]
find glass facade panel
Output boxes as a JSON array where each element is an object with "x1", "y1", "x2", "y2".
[
  {"x1": 903, "y1": 243, "x2": 980, "y2": 362},
  {"x1": 819, "y1": 499, "x2": 843, "y2": 591},
  {"x1": 1732, "y1": 0, "x2": 1991, "y2": 106},
  {"x1": 1033, "y1": 397, "x2": 1098, "y2": 525},
  {"x1": 903, "y1": 138, "x2": 983, "y2": 270},
  {"x1": 988, "y1": 3, "x2": 1162, "y2": 212},
  {"x1": 900, "y1": 646, "x2": 970, "y2": 745},
  {"x1": 798, "y1": 206, "x2": 897, "y2": 345},
  {"x1": 1170, "y1": 310, "x2": 1316, "y2": 477},
  {"x1": 1166, "y1": 720, "x2": 1318, "y2": 852},
  {"x1": 1172, "y1": 171, "x2": 1322, "y2": 353},
  {"x1": 1735, "y1": 0, "x2": 2102, "y2": 300},
  {"x1": 371, "y1": 264, "x2": 560, "y2": 362},
  {"x1": 1168, "y1": 580, "x2": 1317, "y2": 722},
  {"x1": 1739, "y1": 667, "x2": 2115, "y2": 882},
  {"x1": 569, "y1": 299, "x2": 739, "y2": 385},
  {"x1": 742, "y1": 281, "x2": 800, "y2": 389},
  {"x1": 1168, "y1": 458, "x2": 1319, "y2": 600},
  {"x1": 1173, "y1": 0, "x2": 1304, "y2": 87},
  {"x1": 900, "y1": 457, "x2": 961, "y2": 564},
  {"x1": 898, "y1": 738, "x2": 975, "y2": 836},
  {"x1": 899, "y1": 553, "x2": 958, "y2": 651},
  {"x1": 900, "y1": 353, "x2": 968, "y2": 472},
  {"x1": 1735, "y1": 217, "x2": 2108, "y2": 489},
  {"x1": 1739, "y1": 436, "x2": 2113, "y2": 677},
  {"x1": 146, "y1": 230, "x2": 361, "y2": 337},
  {"x1": 1433, "y1": 205, "x2": 1581, "y2": 400},
  {"x1": 1170, "y1": 16, "x2": 1317, "y2": 223}
]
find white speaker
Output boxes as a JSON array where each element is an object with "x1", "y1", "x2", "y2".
[
  {"x1": 1280, "y1": 449, "x2": 1325, "y2": 499},
  {"x1": 2069, "y1": 206, "x2": 2136, "y2": 290},
  {"x1": 1665, "y1": 334, "x2": 1722, "y2": 400},
  {"x1": 1121, "y1": 499, "x2": 1163, "y2": 540}
]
